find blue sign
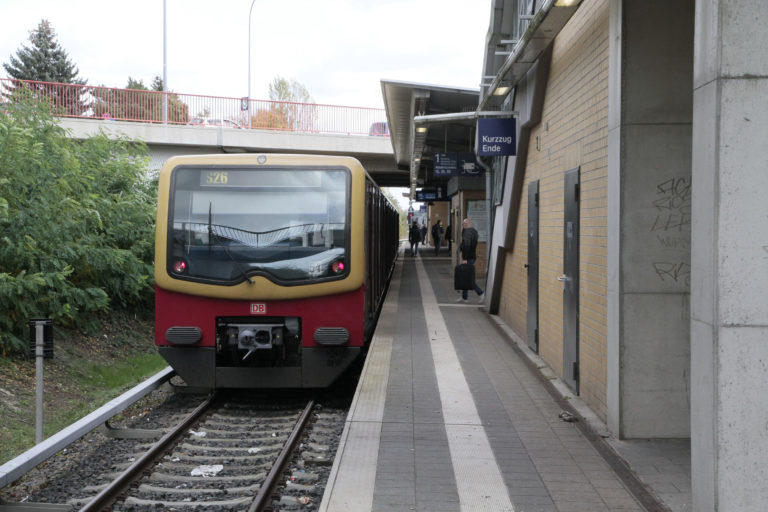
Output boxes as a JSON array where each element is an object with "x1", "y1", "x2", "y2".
[
  {"x1": 458, "y1": 152, "x2": 481, "y2": 176},
  {"x1": 416, "y1": 186, "x2": 448, "y2": 202},
  {"x1": 433, "y1": 153, "x2": 458, "y2": 177},
  {"x1": 477, "y1": 118, "x2": 516, "y2": 156}
]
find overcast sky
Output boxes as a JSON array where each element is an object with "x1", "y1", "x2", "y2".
[{"x1": 1, "y1": 0, "x2": 490, "y2": 108}]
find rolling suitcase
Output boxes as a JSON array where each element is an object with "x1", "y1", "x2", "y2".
[{"x1": 454, "y1": 263, "x2": 475, "y2": 291}]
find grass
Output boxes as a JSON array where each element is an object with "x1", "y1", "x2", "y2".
[
  {"x1": 0, "y1": 312, "x2": 164, "y2": 465},
  {"x1": 75, "y1": 352, "x2": 166, "y2": 389}
]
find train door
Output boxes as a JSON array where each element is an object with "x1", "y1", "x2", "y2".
[
  {"x1": 365, "y1": 182, "x2": 373, "y2": 323},
  {"x1": 526, "y1": 180, "x2": 540, "y2": 353},
  {"x1": 561, "y1": 168, "x2": 580, "y2": 393}
]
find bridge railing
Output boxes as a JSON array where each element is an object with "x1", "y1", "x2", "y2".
[{"x1": 0, "y1": 78, "x2": 388, "y2": 137}]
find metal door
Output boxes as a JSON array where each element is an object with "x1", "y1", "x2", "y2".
[
  {"x1": 526, "y1": 180, "x2": 540, "y2": 352},
  {"x1": 560, "y1": 168, "x2": 580, "y2": 393}
]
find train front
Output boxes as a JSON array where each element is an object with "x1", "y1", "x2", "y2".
[{"x1": 154, "y1": 154, "x2": 366, "y2": 388}]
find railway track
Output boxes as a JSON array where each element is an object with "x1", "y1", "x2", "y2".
[
  {"x1": 1, "y1": 388, "x2": 349, "y2": 512},
  {"x1": 82, "y1": 396, "x2": 319, "y2": 511}
]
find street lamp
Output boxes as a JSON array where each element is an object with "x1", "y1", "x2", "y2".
[
  {"x1": 162, "y1": 0, "x2": 168, "y2": 123},
  {"x1": 247, "y1": 0, "x2": 256, "y2": 128}
]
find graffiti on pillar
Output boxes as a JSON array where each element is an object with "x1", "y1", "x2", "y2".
[
  {"x1": 652, "y1": 262, "x2": 691, "y2": 286},
  {"x1": 650, "y1": 177, "x2": 691, "y2": 233}
]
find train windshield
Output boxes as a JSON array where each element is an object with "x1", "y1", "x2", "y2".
[{"x1": 168, "y1": 167, "x2": 350, "y2": 284}]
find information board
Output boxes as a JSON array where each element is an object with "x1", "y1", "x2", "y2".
[
  {"x1": 433, "y1": 153, "x2": 458, "y2": 177},
  {"x1": 466, "y1": 200, "x2": 488, "y2": 242}
]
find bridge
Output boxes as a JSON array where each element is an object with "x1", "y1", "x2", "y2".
[{"x1": 1, "y1": 78, "x2": 407, "y2": 186}]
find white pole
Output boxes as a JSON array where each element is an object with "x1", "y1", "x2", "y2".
[
  {"x1": 247, "y1": 0, "x2": 256, "y2": 128},
  {"x1": 163, "y1": 0, "x2": 168, "y2": 123},
  {"x1": 35, "y1": 323, "x2": 44, "y2": 444}
]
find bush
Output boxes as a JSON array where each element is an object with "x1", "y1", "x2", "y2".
[{"x1": 0, "y1": 97, "x2": 156, "y2": 353}]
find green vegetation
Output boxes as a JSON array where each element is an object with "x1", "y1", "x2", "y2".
[
  {"x1": 2, "y1": 20, "x2": 88, "y2": 116},
  {"x1": 0, "y1": 96, "x2": 157, "y2": 354},
  {"x1": 2, "y1": 20, "x2": 84, "y2": 84},
  {"x1": 75, "y1": 352, "x2": 164, "y2": 390},
  {"x1": 383, "y1": 188, "x2": 408, "y2": 239},
  {"x1": 251, "y1": 76, "x2": 317, "y2": 130},
  {"x1": 0, "y1": 315, "x2": 164, "y2": 465},
  {"x1": 91, "y1": 75, "x2": 190, "y2": 124}
]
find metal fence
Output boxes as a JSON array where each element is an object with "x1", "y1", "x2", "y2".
[{"x1": 0, "y1": 78, "x2": 388, "y2": 137}]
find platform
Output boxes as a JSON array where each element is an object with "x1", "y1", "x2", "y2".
[{"x1": 320, "y1": 249, "x2": 689, "y2": 512}]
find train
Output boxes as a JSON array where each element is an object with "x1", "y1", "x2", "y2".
[{"x1": 154, "y1": 154, "x2": 399, "y2": 388}]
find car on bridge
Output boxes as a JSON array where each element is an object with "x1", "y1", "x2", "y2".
[
  {"x1": 188, "y1": 117, "x2": 242, "y2": 129},
  {"x1": 368, "y1": 121, "x2": 389, "y2": 137}
]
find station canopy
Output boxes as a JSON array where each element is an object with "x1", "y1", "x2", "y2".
[{"x1": 380, "y1": 80, "x2": 479, "y2": 194}]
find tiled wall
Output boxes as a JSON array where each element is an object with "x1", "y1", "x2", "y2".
[{"x1": 498, "y1": 0, "x2": 610, "y2": 420}]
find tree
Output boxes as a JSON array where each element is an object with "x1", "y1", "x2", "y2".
[
  {"x1": 383, "y1": 188, "x2": 408, "y2": 239},
  {"x1": 0, "y1": 97, "x2": 157, "y2": 353},
  {"x1": 2, "y1": 20, "x2": 87, "y2": 115},
  {"x1": 251, "y1": 76, "x2": 316, "y2": 131},
  {"x1": 91, "y1": 75, "x2": 189, "y2": 124},
  {"x1": 268, "y1": 76, "x2": 313, "y2": 103}
]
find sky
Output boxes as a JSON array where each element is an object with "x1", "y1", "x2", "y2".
[{"x1": 0, "y1": 0, "x2": 490, "y2": 109}]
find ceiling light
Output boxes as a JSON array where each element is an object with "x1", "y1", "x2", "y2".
[
  {"x1": 555, "y1": 0, "x2": 578, "y2": 6},
  {"x1": 416, "y1": 126, "x2": 427, "y2": 133},
  {"x1": 493, "y1": 86, "x2": 511, "y2": 96}
]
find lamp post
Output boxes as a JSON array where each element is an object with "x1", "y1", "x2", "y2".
[
  {"x1": 162, "y1": 0, "x2": 168, "y2": 123},
  {"x1": 247, "y1": 0, "x2": 256, "y2": 128}
]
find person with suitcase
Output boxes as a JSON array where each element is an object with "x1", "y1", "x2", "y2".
[{"x1": 457, "y1": 218, "x2": 485, "y2": 303}]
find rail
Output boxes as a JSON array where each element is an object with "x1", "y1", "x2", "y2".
[
  {"x1": 0, "y1": 78, "x2": 388, "y2": 137},
  {"x1": 79, "y1": 392, "x2": 217, "y2": 512},
  {"x1": 249, "y1": 399, "x2": 316, "y2": 512},
  {"x1": 0, "y1": 367, "x2": 175, "y2": 490}
]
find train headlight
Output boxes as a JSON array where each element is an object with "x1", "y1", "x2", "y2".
[
  {"x1": 331, "y1": 260, "x2": 345, "y2": 275},
  {"x1": 172, "y1": 259, "x2": 188, "y2": 273}
]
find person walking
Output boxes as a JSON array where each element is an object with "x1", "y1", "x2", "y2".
[
  {"x1": 458, "y1": 218, "x2": 485, "y2": 303},
  {"x1": 409, "y1": 220, "x2": 421, "y2": 257},
  {"x1": 431, "y1": 220, "x2": 442, "y2": 256},
  {"x1": 446, "y1": 222, "x2": 452, "y2": 253}
]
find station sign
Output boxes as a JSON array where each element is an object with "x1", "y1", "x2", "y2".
[
  {"x1": 416, "y1": 186, "x2": 448, "y2": 202},
  {"x1": 458, "y1": 152, "x2": 481, "y2": 176},
  {"x1": 433, "y1": 153, "x2": 458, "y2": 177},
  {"x1": 477, "y1": 118, "x2": 516, "y2": 156},
  {"x1": 433, "y1": 152, "x2": 483, "y2": 177}
]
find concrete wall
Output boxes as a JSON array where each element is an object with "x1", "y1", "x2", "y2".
[
  {"x1": 691, "y1": 0, "x2": 768, "y2": 509},
  {"x1": 59, "y1": 118, "x2": 394, "y2": 157},
  {"x1": 606, "y1": 0, "x2": 694, "y2": 439},
  {"x1": 57, "y1": 117, "x2": 402, "y2": 183}
]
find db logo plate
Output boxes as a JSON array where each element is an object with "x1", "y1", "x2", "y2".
[{"x1": 250, "y1": 303, "x2": 266, "y2": 315}]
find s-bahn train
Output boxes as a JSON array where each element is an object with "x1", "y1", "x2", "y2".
[{"x1": 154, "y1": 154, "x2": 399, "y2": 388}]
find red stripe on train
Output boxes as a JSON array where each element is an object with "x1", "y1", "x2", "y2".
[{"x1": 154, "y1": 286, "x2": 365, "y2": 348}]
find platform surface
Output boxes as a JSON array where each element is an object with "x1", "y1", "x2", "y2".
[{"x1": 321, "y1": 250, "x2": 687, "y2": 512}]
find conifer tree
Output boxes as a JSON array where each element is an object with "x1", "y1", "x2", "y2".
[{"x1": 3, "y1": 20, "x2": 87, "y2": 115}]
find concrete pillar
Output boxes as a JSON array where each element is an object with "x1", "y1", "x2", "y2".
[
  {"x1": 691, "y1": 1, "x2": 768, "y2": 509},
  {"x1": 607, "y1": 0, "x2": 695, "y2": 438}
]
